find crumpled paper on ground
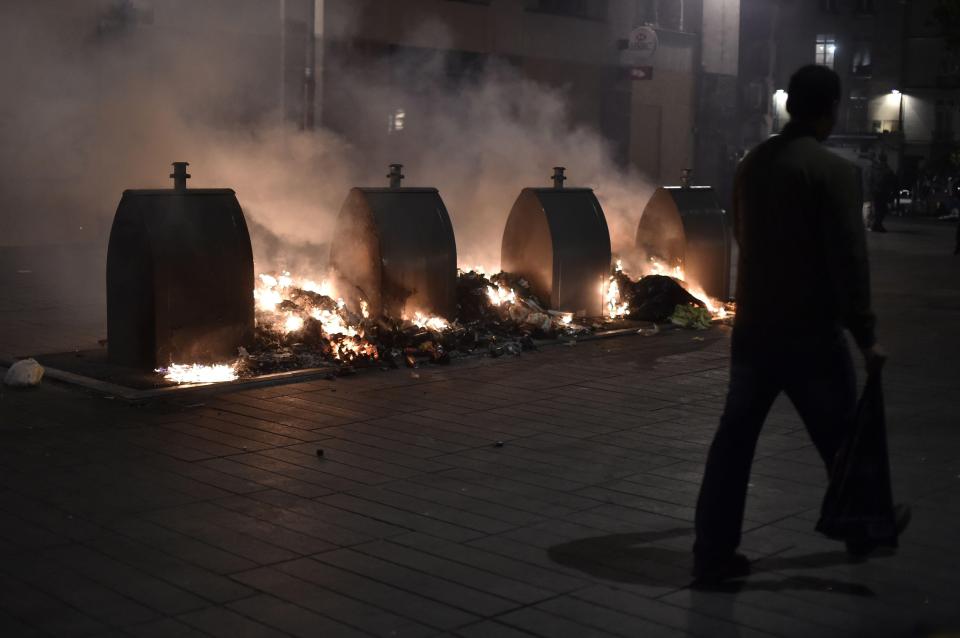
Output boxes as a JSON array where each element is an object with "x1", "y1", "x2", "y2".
[{"x1": 3, "y1": 359, "x2": 44, "y2": 387}]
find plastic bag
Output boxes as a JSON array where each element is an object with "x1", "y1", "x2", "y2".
[
  {"x1": 669, "y1": 304, "x2": 712, "y2": 330},
  {"x1": 816, "y1": 370, "x2": 898, "y2": 547}
]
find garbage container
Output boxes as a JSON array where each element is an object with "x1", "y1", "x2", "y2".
[
  {"x1": 329, "y1": 164, "x2": 458, "y2": 320},
  {"x1": 635, "y1": 180, "x2": 732, "y2": 300},
  {"x1": 107, "y1": 162, "x2": 255, "y2": 368},
  {"x1": 501, "y1": 167, "x2": 612, "y2": 317}
]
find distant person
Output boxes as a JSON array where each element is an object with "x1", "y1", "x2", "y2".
[
  {"x1": 692, "y1": 65, "x2": 903, "y2": 585},
  {"x1": 869, "y1": 154, "x2": 897, "y2": 232}
]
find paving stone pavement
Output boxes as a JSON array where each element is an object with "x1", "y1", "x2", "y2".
[{"x1": 0, "y1": 218, "x2": 959, "y2": 637}]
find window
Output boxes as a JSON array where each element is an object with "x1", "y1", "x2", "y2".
[
  {"x1": 847, "y1": 90, "x2": 869, "y2": 133},
  {"x1": 851, "y1": 40, "x2": 872, "y2": 76},
  {"x1": 525, "y1": 0, "x2": 608, "y2": 21},
  {"x1": 816, "y1": 34, "x2": 837, "y2": 69},
  {"x1": 935, "y1": 101, "x2": 955, "y2": 138},
  {"x1": 387, "y1": 109, "x2": 405, "y2": 134}
]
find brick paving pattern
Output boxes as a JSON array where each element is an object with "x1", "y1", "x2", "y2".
[{"x1": 1, "y1": 218, "x2": 959, "y2": 637}]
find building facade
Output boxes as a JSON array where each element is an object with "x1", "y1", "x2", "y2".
[
  {"x1": 305, "y1": 0, "x2": 740, "y2": 190},
  {"x1": 737, "y1": 0, "x2": 958, "y2": 193}
]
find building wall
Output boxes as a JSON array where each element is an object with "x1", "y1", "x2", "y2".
[
  {"x1": 316, "y1": 0, "x2": 740, "y2": 189},
  {"x1": 903, "y1": 0, "x2": 958, "y2": 163}
]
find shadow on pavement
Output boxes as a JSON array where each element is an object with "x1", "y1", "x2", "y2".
[{"x1": 547, "y1": 529, "x2": 875, "y2": 597}]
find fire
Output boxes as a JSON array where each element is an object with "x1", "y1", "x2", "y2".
[
  {"x1": 607, "y1": 257, "x2": 735, "y2": 321},
  {"x1": 486, "y1": 284, "x2": 517, "y2": 306},
  {"x1": 310, "y1": 307, "x2": 360, "y2": 337},
  {"x1": 411, "y1": 311, "x2": 449, "y2": 331},
  {"x1": 253, "y1": 269, "x2": 379, "y2": 362},
  {"x1": 648, "y1": 257, "x2": 684, "y2": 280},
  {"x1": 335, "y1": 336, "x2": 378, "y2": 360},
  {"x1": 158, "y1": 362, "x2": 238, "y2": 384},
  {"x1": 283, "y1": 313, "x2": 305, "y2": 333},
  {"x1": 605, "y1": 278, "x2": 630, "y2": 318}
]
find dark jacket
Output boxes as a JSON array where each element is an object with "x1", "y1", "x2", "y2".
[{"x1": 733, "y1": 122, "x2": 876, "y2": 349}]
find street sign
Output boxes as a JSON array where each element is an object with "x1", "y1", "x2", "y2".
[{"x1": 628, "y1": 26, "x2": 658, "y2": 56}]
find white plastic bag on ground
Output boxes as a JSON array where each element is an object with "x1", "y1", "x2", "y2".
[{"x1": 3, "y1": 359, "x2": 44, "y2": 387}]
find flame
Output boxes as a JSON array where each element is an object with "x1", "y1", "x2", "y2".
[
  {"x1": 648, "y1": 257, "x2": 684, "y2": 280},
  {"x1": 411, "y1": 311, "x2": 449, "y2": 331},
  {"x1": 486, "y1": 284, "x2": 517, "y2": 306},
  {"x1": 158, "y1": 362, "x2": 238, "y2": 384},
  {"x1": 641, "y1": 258, "x2": 734, "y2": 320},
  {"x1": 300, "y1": 279, "x2": 334, "y2": 297},
  {"x1": 336, "y1": 336, "x2": 378, "y2": 360},
  {"x1": 310, "y1": 307, "x2": 359, "y2": 336},
  {"x1": 283, "y1": 313, "x2": 305, "y2": 333},
  {"x1": 605, "y1": 278, "x2": 629, "y2": 318},
  {"x1": 253, "y1": 270, "x2": 379, "y2": 362},
  {"x1": 561, "y1": 313, "x2": 573, "y2": 325}
]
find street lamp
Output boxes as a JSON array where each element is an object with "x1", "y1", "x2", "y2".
[
  {"x1": 891, "y1": 89, "x2": 904, "y2": 134},
  {"x1": 891, "y1": 90, "x2": 906, "y2": 211},
  {"x1": 773, "y1": 89, "x2": 787, "y2": 133}
]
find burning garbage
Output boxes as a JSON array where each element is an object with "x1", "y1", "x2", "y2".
[
  {"x1": 110, "y1": 165, "x2": 733, "y2": 387},
  {"x1": 605, "y1": 259, "x2": 734, "y2": 326},
  {"x1": 634, "y1": 179, "x2": 733, "y2": 301}
]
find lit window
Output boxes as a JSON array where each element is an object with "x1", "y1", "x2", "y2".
[
  {"x1": 851, "y1": 40, "x2": 872, "y2": 76},
  {"x1": 816, "y1": 34, "x2": 837, "y2": 69},
  {"x1": 387, "y1": 109, "x2": 405, "y2": 133}
]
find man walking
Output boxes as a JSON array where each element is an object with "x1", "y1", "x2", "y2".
[
  {"x1": 869, "y1": 153, "x2": 897, "y2": 232},
  {"x1": 692, "y1": 65, "x2": 890, "y2": 584}
]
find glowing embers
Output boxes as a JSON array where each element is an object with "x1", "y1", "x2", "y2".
[
  {"x1": 157, "y1": 362, "x2": 239, "y2": 384},
  {"x1": 485, "y1": 284, "x2": 517, "y2": 307},
  {"x1": 458, "y1": 269, "x2": 579, "y2": 334},
  {"x1": 410, "y1": 312, "x2": 450, "y2": 332},
  {"x1": 605, "y1": 278, "x2": 630, "y2": 319},
  {"x1": 253, "y1": 271, "x2": 378, "y2": 363}
]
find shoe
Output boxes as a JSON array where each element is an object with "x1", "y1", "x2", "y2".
[
  {"x1": 691, "y1": 552, "x2": 750, "y2": 586},
  {"x1": 845, "y1": 504, "x2": 911, "y2": 559}
]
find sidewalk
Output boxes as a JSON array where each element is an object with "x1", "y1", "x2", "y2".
[{"x1": 1, "y1": 218, "x2": 958, "y2": 637}]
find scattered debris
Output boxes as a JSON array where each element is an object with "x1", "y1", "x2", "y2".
[
  {"x1": 3, "y1": 359, "x2": 44, "y2": 387},
  {"x1": 611, "y1": 272, "x2": 704, "y2": 322},
  {"x1": 637, "y1": 323, "x2": 659, "y2": 337},
  {"x1": 157, "y1": 266, "x2": 733, "y2": 385}
]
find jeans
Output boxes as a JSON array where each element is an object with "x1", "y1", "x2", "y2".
[
  {"x1": 693, "y1": 325, "x2": 857, "y2": 558},
  {"x1": 872, "y1": 198, "x2": 889, "y2": 229}
]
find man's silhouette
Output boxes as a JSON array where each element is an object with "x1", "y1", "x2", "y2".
[
  {"x1": 869, "y1": 154, "x2": 897, "y2": 232},
  {"x1": 692, "y1": 65, "x2": 888, "y2": 584}
]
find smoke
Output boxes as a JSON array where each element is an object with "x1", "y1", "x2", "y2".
[{"x1": 0, "y1": 1, "x2": 654, "y2": 279}]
